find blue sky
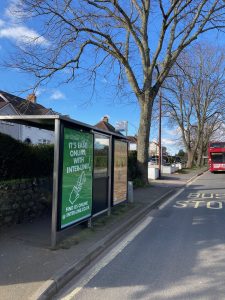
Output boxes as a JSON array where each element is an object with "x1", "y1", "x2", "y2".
[
  {"x1": 0, "y1": 1, "x2": 141, "y2": 135},
  {"x1": 0, "y1": 1, "x2": 224, "y2": 155}
]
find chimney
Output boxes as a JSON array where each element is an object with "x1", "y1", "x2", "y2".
[
  {"x1": 27, "y1": 93, "x2": 37, "y2": 103},
  {"x1": 102, "y1": 115, "x2": 109, "y2": 123}
]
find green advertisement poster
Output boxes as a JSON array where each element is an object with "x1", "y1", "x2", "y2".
[{"x1": 60, "y1": 127, "x2": 93, "y2": 229}]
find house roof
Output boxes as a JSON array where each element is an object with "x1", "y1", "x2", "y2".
[
  {"x1": 0, "y1": 102, "x2": 7, "y2": 110},
  {"x1": 127, "y1": 136, "x2": 137, "y2": 143},
  {"x1": 94, "y1": 120, "x2": 123, "y2": 136},
  {"x1": 0, "y1": 90, "x2": 56, "y2": 115}
]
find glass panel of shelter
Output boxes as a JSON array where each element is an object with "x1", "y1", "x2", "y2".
[
  {"x1": 92, "y1": 133, "x2": 110, "y2": 215},
  {"x1": 94, "y1": 134, "x2": 109, "y2": 178}
]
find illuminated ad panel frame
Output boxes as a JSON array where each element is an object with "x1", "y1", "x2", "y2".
[{"x1": 57, "y1": 124, "x2": 94, "y2": 230}]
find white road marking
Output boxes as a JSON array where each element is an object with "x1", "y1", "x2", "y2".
[
  {"x1": 159, "y1": 188, "x2": 185, "y2": 210},
  {"x1": 174, "y1": 199, "x2": 225, "y2": 209},
  {"x1": 159, "y1": 172, "x2": 203, "y2": 210},
  {"x1": 57, "y1": 215, "x2": 154, "y2": 300}
]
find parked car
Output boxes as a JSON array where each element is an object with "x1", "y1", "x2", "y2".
[
  {"x1": 149, "y1": 157, "x2": 159, "y2": 165},
  {"x1": 149, "y1": 156, "x2": 168, "y2": 165},
  {"x1": 173, "y1": 156, "x2": 182, "y2": 163}
]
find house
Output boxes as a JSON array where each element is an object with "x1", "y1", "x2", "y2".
[
  {"x1": 94, "y1": 115, "x2": 121, "y2": 134},
  {"x1": 0, "y1": 90, "x2": 55, "y2": 144},
  {"x1": 149, "y1": 141, "x2": 159, "y2": 156},
  {"x1": 94, "y1": 116, "x2": 126, "y2": 137},
  {"x1": 127, "y1": 135, "x2": 137, "y2": 151},
  {"x1": 149, "y1": 141, "x2": 167, "y2": 156},
  {"x1": 126, "y1": 136, "x2": 167, "y2": 155}
]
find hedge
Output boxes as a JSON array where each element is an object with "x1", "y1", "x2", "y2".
[
  {"x1": 0, "y1": 132, "x2": 142, "y2": 183},
  {"x1": 128, "y1": 150, "x2": 141, "y2": 181},
  {"x1": 0, "y1": 133, "x2": 54, "y2": 180}
]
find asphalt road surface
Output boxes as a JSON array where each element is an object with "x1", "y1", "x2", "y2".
[{"x1": 57, "y1": 171, "x2": 225, "y2": 300}]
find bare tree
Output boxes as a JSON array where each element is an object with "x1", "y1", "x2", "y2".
[
  {"x1": 199, "y1": 115, "x2": 222, "y2": 166},
  {"x1": 7, "y1": 0, "x2": 225, "y2": 182},
  {"x1": 162, "y1": 59, "x2": 198, "y2": 167},
  {"x1": 164, "y1": 44, "x2": 225, "y2": 167}
]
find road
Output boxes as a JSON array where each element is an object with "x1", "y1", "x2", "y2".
[{"x1": 56, "y1": 171, "x2": 225, "y2": 300}]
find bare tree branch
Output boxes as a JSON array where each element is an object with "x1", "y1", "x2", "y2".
[{"x1": 4, "y1": 0, "x2": 225, "y2": 182}]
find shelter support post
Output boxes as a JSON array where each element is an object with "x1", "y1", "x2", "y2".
[
  {"x1": 51, "y1": 118, "x2": 61, "y2": 248},
  {"x1": 107, "y1": 136, "x2": 112, "y2": 216}
]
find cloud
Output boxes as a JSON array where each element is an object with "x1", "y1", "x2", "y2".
[
  {"x1": 0, "y1": 25, "x2": 48, "y2": 45},
  {"x1": 5, "y1": 0, "x2": 25, "y2": 21},
  {"x1": 162, "y1": 138, "x2": 177, "y2": 145},
  {"x1": 151, "y1": 138, "x2": 176, "y2": 146},
  {"x1": 165, "y1": 127, "x2": 181, "y2": 136},
  {"x1": 50, "y1": 90, "x2": 66, "y2": 100},
  {"x1": 0, "y1": 1, "x2": 49, "y2": 46},
  {"x1": 0, "y1": 19, "x2": 5, "y2": 27}
]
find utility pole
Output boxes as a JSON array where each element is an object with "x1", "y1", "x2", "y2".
[
  {"x1": 125, "y1": 121, "x2": 128, "y2": 136},
  {"x1": 158, "y1": 90, "x2": 162, "y2": 178}
]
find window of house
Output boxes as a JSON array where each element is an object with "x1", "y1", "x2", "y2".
[
  {"x1": 24, "y1": 138, "x2": 32, "y2": 144},
  {"x1": 38, "y1": 139, "x2": 51, "y2": 144},
  {"x1": 1, "y1": 120, "x2": 14, "y2": 126}
]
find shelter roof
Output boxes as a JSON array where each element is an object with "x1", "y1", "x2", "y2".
[{"x1": 0, "y1": 115, "x2": 128, "y2": 140}]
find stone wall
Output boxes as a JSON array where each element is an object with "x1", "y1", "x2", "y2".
[{"x1": 0, "y1": 178, "x2": 52, "y2": 226}]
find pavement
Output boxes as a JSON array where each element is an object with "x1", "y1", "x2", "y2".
[{"x1": 0, "y1": 167, "x2": 207, "y2": 300}]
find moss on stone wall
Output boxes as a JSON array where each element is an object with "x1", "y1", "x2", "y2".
[{"x1": 0, "y1": 178, "x2": 52, "y2": 226}]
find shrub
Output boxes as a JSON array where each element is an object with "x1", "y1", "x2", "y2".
[
  {"x1": 0, "y1": 133, "x2": 53, "y2": 180},
  {"x1": 128, "y1": 150, "x2": 141, "y2": 181},
  {"x1": 30, "y1": 144, "x2": 54, "y2": 177}
]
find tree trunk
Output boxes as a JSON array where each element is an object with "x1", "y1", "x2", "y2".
[
  {"x1": 196, "y1": 137, "x2": 204, "y2": 167},
  {"x1": 137, "y1": 96, "x2": 153, "y2": 184},
  {"x1": 187, "y1": 150, "x2": 194, "y2": 168}
]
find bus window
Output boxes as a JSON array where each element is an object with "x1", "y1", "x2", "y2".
[
  {"x1": 211, "y1": 153, "x2": 224, "y2": 163},
  {"x1": 210, "y1": 142, "x2": 225, "y2": 148}
]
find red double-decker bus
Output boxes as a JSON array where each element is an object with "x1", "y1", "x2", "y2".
[{"x1": 208, "y1": 142, "x2": 225, "y2": 172}]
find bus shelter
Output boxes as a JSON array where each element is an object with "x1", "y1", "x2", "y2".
[{"x1": 0, "y1": 115, "x2": 128, "y2": 247}]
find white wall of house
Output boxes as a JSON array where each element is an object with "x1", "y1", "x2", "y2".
[
  {"x1": 149, "y1": 142, "x2": 158, "y2": 156},
  {"x1": 149, "y1": 142, "x2": 167, "y2": 156},
  {"x1": 129, "y1": 142, "x2": 137, "y2": 151},
  {"x1": 22, "y1": 125, "x2": 54, "y2": 144},
  {"x1": 0, "y1": 104, "x2": 21, "y2": 140}
]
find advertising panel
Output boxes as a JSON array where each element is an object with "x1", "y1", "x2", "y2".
[
  {"x1": 60, "y1": 127, "x2": 93, "y2": 229},
  {"x1": 113, "y1": 140, "x2": 128, "y2": 205}
]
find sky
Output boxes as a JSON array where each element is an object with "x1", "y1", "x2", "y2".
[{"x1": 0, "y1": 1, "x2": 224, "y2": 155}]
